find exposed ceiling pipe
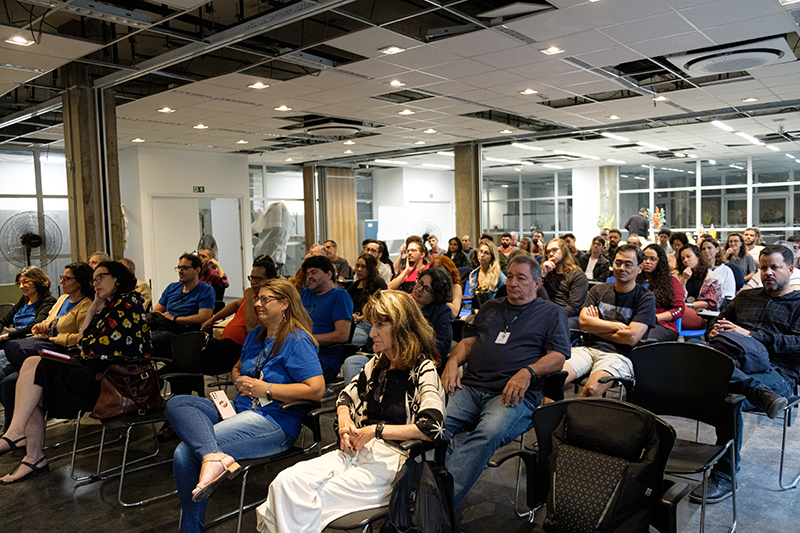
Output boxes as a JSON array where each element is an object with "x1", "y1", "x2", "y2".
[{"x1": 92, "y1": 0, "x2": 357, "y2": 90}]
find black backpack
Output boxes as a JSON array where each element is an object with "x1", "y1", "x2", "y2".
[
  {"x1": 544, "y1": 401, "x2": 665, "y2": 533},
  {"x1": 380, "y1": 455, "x2": 457, "y2": 533}
]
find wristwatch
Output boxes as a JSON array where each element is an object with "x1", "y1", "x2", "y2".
[
  {"x1": 375, "y1": 421, "x2": 385, "y2": 440},
  {"x1": 525, "y1": 366, "x2": 538, "y2": 381},
  {"x1": 266, "y1": 382, "x2": 273, "y2": 403}
]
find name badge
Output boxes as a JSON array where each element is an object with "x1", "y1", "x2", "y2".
[{"x1": 496, "y1": 331, "x2": 510, "y2": 344}]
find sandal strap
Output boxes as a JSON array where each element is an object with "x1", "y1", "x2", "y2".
[
  {"x1": 14, "y1": 457, "x2": 46, "y2": 475},
  {"x1": 1, "y1": 435, "x2": 26, "y2": 448}
]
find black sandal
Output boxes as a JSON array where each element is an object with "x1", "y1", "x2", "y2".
[
  {"x1": 0, "y1": 435, "x2": 26, "y2": 457},
  {"x1": 1, "y1": 457, "x2": 49, "y2": 485}
]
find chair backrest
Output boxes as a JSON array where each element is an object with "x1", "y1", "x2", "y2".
[
  {"x1": 170, "y1": 331, "x2": 210, "y2": 396},
  {"x1": 532, "y1": 398, "x2": 675, "y2": 532},
  {"x1": 725, "y1": 261, "x2": 746, "y2": 292},
  {"x1": 0, "y1": 303, "x2": 14, "y2": 321},
  {"x1": 625, "y1": 342, "x2": 736, "y2": 432}
]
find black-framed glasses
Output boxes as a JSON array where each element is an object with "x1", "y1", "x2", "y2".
[
  {"x1": 414, "y1": 279, "x2": 434, "y2": 294},
  {"x1": 175, "y1": 266, "x2": 193, "y2": 272},
  {"x1": 91, "y1": 273, "x2": 110, "y2": 286},
  {"x1": 247, "y1": 275, "x2": 266, "y2": 282},
  {"x1": 254, "y1": 295, "x2": 283, "y2": 306}
]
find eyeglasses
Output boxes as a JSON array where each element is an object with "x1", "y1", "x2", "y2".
[
  {"x1": 60, "y1": 275, "x2": 76, "y2": 282},
  {"x1": 414, "y1": 279, "x2": 434, "y2": 295},
  {"x1": 91, "y1": 273, "x2": 110, "y2": 286},
  {"x1": 15, "y1": 279, "x2": 32, "y2": 287},
  {"x1": 254, "y1": 295, "x2": 283, "y2": 306},
  {"x1": 175, "y1": 266, "x2": 193, "y2": 272}
]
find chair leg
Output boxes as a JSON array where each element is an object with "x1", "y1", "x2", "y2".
[
  {"x1": 513, "y1": 432, "x2": 534, "y2": 521},
  {"x1": 116, "y1": 423, "x2": 176, "y2": 507},
  {"x1": 728, "y1": 446, "x2": 737, "y2": 533},
  {"x1": 779, "y1": 409, "x2": 800, "y2": 490},
  {"x1": 236, "y1": 469, "x2": 249, "y2": 533}
]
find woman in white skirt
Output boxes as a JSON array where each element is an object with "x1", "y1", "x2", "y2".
[{"x1": 257, "y1": 290, "x2": 446, "y2": 533}]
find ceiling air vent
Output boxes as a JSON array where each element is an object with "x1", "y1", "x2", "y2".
[{"x1": 667, "y1": 36, "x2": 795, "y2": 76}]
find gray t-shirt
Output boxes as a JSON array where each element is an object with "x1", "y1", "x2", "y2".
[
  {"x1": 462, "y1": 297, "x2": 570, "y2": 406},
  {"x1": 583, "y1": 282, "x2": 656, "y2": 357}
]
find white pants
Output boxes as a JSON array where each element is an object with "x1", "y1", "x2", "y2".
[{"x1": 256, "y1": 438, "x2": 407, "y2": 533}]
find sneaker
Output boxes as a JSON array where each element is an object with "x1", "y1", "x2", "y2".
[
  {"x1": 753, "y1": 387, "x2": 788, "y2": 419},
  {"x1": 688, "y1": 473, "x2": 736, "y2": 504}
]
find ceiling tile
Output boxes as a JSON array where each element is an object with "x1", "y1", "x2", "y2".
[
  {"x1": 323, "y1": 27, "x2": 423, "y2": 60},
  {"x1": 337, "y1": 59, "x2": 411, "y2": 79},
  {"x1": 505, "y1": 9, "x2": 593, "y2": 41},
  {"x1": 677, "y1": 0, "x2": 785, "y2": 28},
  {"x1": 601, "y1": 13, "x2": 696, "y2": 43},
  {"x1": 380, "y1": 45, "x2": 463, "y2": 70},
  {"x1": 629, "y1": 31, "x2": 715, "y2": 58},
  {"x1": 508, "y1": 58, "x2": 583, "y2": 80},
  {"x1": 0, "y1": 28, "x2": 102, "y2": 60},
  {"x1": 567, "y1": 0, "x2": 674, "y2": 27},
  {"x1": 703, "y1": 14, "x2": 799, "y2": 46},
  {"x1": 473, "y1": 45, "x2": 549, "y2": 69},
  {"x1": 420, "y1": 58, "x2": 495, "y2": 79},
  {"x1": 573, "y1": 47, "x2": 645, "y2": 68},
  {"x1": 459, "y1": 70, "x2": 528, "y2": 89},
  {"x1": 431, "y1": 29, "x2": 524, "y2": 56}
]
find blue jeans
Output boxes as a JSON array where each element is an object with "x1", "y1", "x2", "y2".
[
  {"x1": 714, "y1": 367, "x2": 794, "y2": 481},
  {"x1": 343, "y1": 354, "x2": 371, "y2": 385},
  {"x1": 351, "y1": 322, "x2": 371, "y2": 346},
  {"x1": 166, "y1": 395, "x2": 295, "y2": 533},
  {"x1": 445, "y1": 385, "x2": 535, "y2": 506}
]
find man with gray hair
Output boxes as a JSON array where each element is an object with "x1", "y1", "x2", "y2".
[
  {"x1": 441, "y1": 255, "x2": 570, "y2": 506},
  {"x1": 119, "y1": 257, "x2": 152, "y2": 310},
  {"x1": 88, "y1": 251, "x2": 111, "y2": 270}
]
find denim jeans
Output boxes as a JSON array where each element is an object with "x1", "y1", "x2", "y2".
[
  {"x1": 714, "y1": 367, "x2": 794, "y2": 481},
  {"x1": 351, "y1": 322, "x2": 371, "y2": 346},
  {"x1": 342, "y1": 354, "x2": 371, "y2": 385},
  {"x1": 445, "y1": 385, "x2": 535, "y2": 506},
  {"x1": 166, "y1": 395, "x2": 295, "y2": 533}
]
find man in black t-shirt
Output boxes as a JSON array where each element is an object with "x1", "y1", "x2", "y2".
[
  {"x1": 441, "y1": 255, "x2": 570, "y2": 507},
  {"x1": 564, "y1": 244, "x2": 656, "y2": 398}
]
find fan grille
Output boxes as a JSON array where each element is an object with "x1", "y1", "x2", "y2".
[{"x1": 0, "y1": 211, "x2": 63, "y2": 268}]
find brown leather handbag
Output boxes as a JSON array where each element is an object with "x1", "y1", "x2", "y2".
[{"x1": 90, "y1": 363, "x2": 166, "y2": 419}]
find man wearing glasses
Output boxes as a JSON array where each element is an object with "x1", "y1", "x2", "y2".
[
  {"x1": 364, "y1": 240, "x2": 392, "y2": 283},
  {"x1": 150, "y1": 253, "x2": 215, "y2": 358},
  {"x1": 563, "y1": 244, "x2": 656, "y2": 398}
]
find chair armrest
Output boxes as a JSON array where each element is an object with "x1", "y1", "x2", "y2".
[
  {"x1": 787, "y1": 396, "x2": 800, "y2": 409},
  {"x1": 660, "y1": 479, "x2": 691, "y2": 508},
  {"x1": 310, "y1": 405, "x2": 337, "y2": 418},
  {"x1": 160, "y1": 371, "x2": 205, "y2": 382},
  {"x1": 598, "y1": 376, "x2": 632, "y2": 388},
  {"x1": 486, "y1": 448, "x2": 537, "y2": 469},
  {"x1": 725, "y1": 393, "x2": 747, "y2": 406},
  {"x1": 207, "y1": 379, "x2": 233, "y2": 388}
]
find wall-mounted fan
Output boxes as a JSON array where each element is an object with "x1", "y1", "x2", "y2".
[
  {"x1": 0, "y1": 211, "x2": 63, "y2": 268},
  {"x1": 411, "y1": 221, "x2": 443, "y2": 240}
]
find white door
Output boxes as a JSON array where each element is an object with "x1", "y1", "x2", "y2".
[
  {"x1": 151, "y1": 197, "x2": 200, "y2": 299},
  {"x1": 210, "y1": 198, "x2": 244, "y2": 298}
]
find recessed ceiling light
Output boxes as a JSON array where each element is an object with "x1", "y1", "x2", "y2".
[
  {"x1": 343, "y1": 140, "x2": 355, "y2": 145},
  {"x1": 500, "y1": 129, "x2": 513, "y2": 134},
  {"x1": 711, "y1": 120, "x2": 734, "y2": 131},
  {"x1": 512, "y1": 143, "x2": 544, "y2": 151},
  {"x1": 380, "y1": 46, "x2": 405, "y2": 55},
  {"x1": 437, "y1": 152, "x2": 455, "y2": 157},
  {"x1": 423, "y1": 129, "x2": 437, "y2": 134},
  {"x1": 636, "y1": 141, "x2": 668, "y2": 151},
  {"x1": 193, "y1": 124, "x2": 209, "y2": 129},
  {"x1": 735, "y1": 131, "x2": 763, "y2": 145},
  {"x1": 248, "y1": 82, "x2": 269, "y2": 89},
  {"x1": 688, "y1": 154, "x2": 698, "y2": 158},
  {"x1": 709, "y1": 160, "x2": 717, "y2": 165},
  {"x1": 742, "y1": 97, "x2": 758, "y2": 103},
  {"x1": 158, "y1": 107, "x2": 175, "y2": 113},
  {"x1": 6, "y1": 36, "x2": 35, "y2": 46},
  {"x1": 607, "y1": 159, "x2": 626, "y2": 164},
  {"x1": 674, "y1": 152, "x2": 687, "y2": 158},
  {"x1": 766, "y1": 145, "x2": 780, "y2": 152},
  {"x1": 600, "y1": 132, "x2": 630, "y2": 142},
  {"x1": 390, "y1": 80, "x2": 405, "y2": 87},
  {"x1": 415, "y1": 141, "x2": 425, "y2": 145},
  {"x1": 344, "y1": 150, "x2": 353, "y2": 154},
  {"x1": 653, "y1": 95, "x2": 668, "y2": 101},
  {"x1": 399, "y1": 109, "x2": 415, "y2": 115},
  {"x1": 553, "y1": 149, "x2": 600, "y2": 160},
  {"x1": 285, "y1": 158, "x2": 293, "y2": 162},
  {"x1": 423, "y1": 163, "x2": 451, "y2": 169},
  {"x1": 131, "y1": 138, "x2": 145, "y2": 143},
  {"x1": 607, "y1": 115, "x2": 621, "y2": 120},
  {"x1": 374, "y1": 159, "x2": 408, "y2": 165},
  {"x1": 543, "y1": 164, "x2": 564, "y2": 169},
  {"x1": 519, "y1": 89, "x2": 538, "y2": 95},
  {"x1": 541, "y1": 46, "x2": 564, "y2": 55},
  {"x1": 274, "y1": 105, "x2": 292, "y2": 111},
  {"x1": 236, "y1": 140, "x2": 248, "y2": 144}
]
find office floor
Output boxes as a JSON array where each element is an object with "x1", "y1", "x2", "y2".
[{"x1": 2, "y1": 393, "x2": 799, "y2": 533}]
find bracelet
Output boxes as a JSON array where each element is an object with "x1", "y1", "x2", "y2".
[
  {"x1": 234, "y1": 376, "x2": 240, "y2": 387},
  {"x1": 172, "y1": 315, "x2": 178, "y2": 323},
  {"x1": 375, "y1": 421, "x2": 385, "y2": 440},
  {"x1": 525, "y1": 366, "x2": 538, "y2": 381}
]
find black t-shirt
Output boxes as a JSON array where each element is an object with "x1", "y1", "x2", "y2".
[
  {"x1": 583, "y1": 283, "x2": 656, "y2": 357},
  {"x1": 461, "y1": 297, "x2": 570, "y2": 406},
  {"x1": 365, "y1": 368, "x2": 409, "y2": 427},
  {"x1": 347, "y1": 278, "x2": 388, "y2": 313}
]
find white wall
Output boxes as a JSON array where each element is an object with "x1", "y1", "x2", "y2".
[
  {"x1": 118, "y1": 146, "x2": 250, "y2": 297},
  {"x1": 572, "y1": 166, "x2": 602, "y2": 250}
]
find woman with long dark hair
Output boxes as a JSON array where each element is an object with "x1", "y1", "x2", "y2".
[
  {"x1": 348, "y1": 253, "x2": 388, "y2": 345},
  {"x1": 637, "y1": 244, "x2": 684, "y2": 342},
  {"x1": 725, "y1": 233, "x2": 757, "y2": 283},
  {"x1": 678, "y1": 244, "x2": 722, "y2": 329},
  {"x1": 445, "y1": 237, "x2": 469, "y2": 268}
]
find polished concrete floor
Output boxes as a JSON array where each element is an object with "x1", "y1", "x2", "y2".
[{"x1": 2, "y1": 391, "x2": 800, "y2": 533}]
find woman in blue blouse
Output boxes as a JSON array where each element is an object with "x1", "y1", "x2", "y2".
[{"x1": 166, "y1": 278, "x2": 325, "y2": 533}]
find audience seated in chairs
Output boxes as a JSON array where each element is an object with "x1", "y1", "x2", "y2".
[
  {"x1": 637, "y1": 244, "x2": 684, "y2": 342},
  {"x1": 677, "y1": 244, "x2": 722, "y2": 330},
  {"x1": 563, "y1": 244, "x2": 656, "y2": 398},
  {"x1": 256, "y1": 290, "x2": 446, "y2": 532},
  {"x1": 725, "y1": 233, "x2": 758, "y2": 283},
  {"x1": 468, "y1": 240, "x2": 506, "y2": 313},
  {"x1": 363, "y1": 240, "x2": 393, "y2": 283},
  {"x1": 444, "y1": 237, "x2": 470, "y2": 269},
  {"x1": 517, "y1": 236, "x2": 534, "y2": 255},
  {"x1": 1, "y1": 263, "x2": 93, "y2": 430},
  {"x1": 469, "y1": 234, "x2": 508, "y2": 271},
  {"x1": 601, "y1": 229, "x2": 622, "y2": 263},
  {"x1": 699, "y1": 237, "x2": 736, "y2": 303},
  {"x1": 578, "y1": 236, "x2": 611, "y2": 282},
  {"x1": 119, "y1": 258, "x2": 152, "y2": 311},
  {"x1": 324, "y1": 240, "x2": 353, "y2": 280},
  {"x1": 88, "y1": 251, "x2": 111, "y2": 270},
  {"x1": 166, "y1": 279, "x2": 325, "y2": 533},
  {"x1": 442, "y1": 255, "x2": 569, "y2": 507},
  {"x1": 667, "y1": 231, "x2": 689, "y2": 275},
  {"x1": 430, "y1": 255, "x2": 463, "y2": 319},
  {"x1": 0, "y1": 261, "x2": 150, "y2": 484},
  {"x1": 389, "y1": 236, "x2": 429, "y2": 293},
  {"x1": 198, "y1": 248, "x2": 229, "y2": 313},
  {"x1": 149, "y1": 253, "x2": 215, "y2": 359},
  {"x1": 0, "y1": 266, "x2": 57, "y2": 383},
  {"x1": 300, "y1": 256, "x2": 354, "y2": 383},
  {"x1": 697, "y1": 244, "x2": 800, "y2": 503},
  {"x1": 541, "y1": 238, "x2": 589, "y2": 330},
  {"x1": 290, "y1": 245, "x2": 325, "y2": 293},
  {"x1": 347, "y1": 253, "x2": 387, "y2": 346}
]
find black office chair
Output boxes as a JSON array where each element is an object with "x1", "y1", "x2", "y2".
[
  {"x1": 488, "y1": 398, "x2": 689, "y2": 533},
  {"x1": 600, "y1": 342, "x2": 744, "y2": 533},
  {"x1": 743, "y1": 394, "x2": 800, "y2": 490}
]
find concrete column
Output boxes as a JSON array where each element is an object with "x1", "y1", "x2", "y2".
[
  {"x1": 599, "y1": 165, "x2": 618, "y2": 230},
  {"x1": 62, "y1": 63, "x2": 123, "y2": 260},
  {"x1": 454, "y1": 142, "x2": 480, "y2": 241},
  {"x1": 302, "y1": 165, "x2": 316, "y2": 251}
]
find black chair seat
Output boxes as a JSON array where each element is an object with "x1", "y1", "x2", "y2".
[
  {"x1": 666, "y1": 439, "x2": 728, "y2": 474},
  {"x1": 327, "y1": 507, "x2": 389, "y2": 530}
]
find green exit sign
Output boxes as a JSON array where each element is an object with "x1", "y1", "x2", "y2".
[{"x1": 193, "y1": 186, "x2": 205, "y2": 193}]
